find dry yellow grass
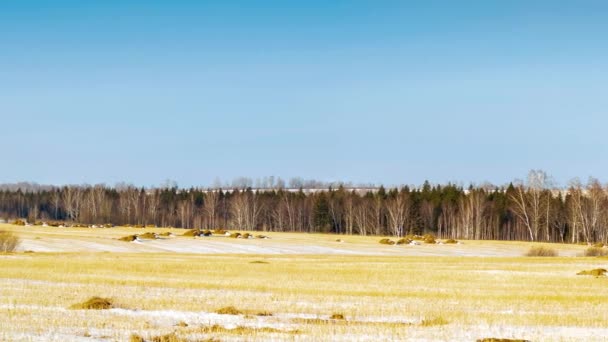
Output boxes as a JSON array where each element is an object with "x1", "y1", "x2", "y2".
[{"x1": 0, "y1": 223, "x2": 607, "y2": 341}]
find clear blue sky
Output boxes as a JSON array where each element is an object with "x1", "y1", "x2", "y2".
[{"x1": 1, "y1": 1, "x2": 607, "y2": 187}]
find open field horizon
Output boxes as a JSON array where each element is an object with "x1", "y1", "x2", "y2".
[
  {"x1": 1, "y1": 224, "x2": 608, "y2": 341},
  {"x1": 0, "y1": 223, "x2": 597, "y2": 257}
]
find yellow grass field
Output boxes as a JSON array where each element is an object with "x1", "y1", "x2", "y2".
[{"x1": 1, "y1": 223, "x2": 607, "y2": 341}]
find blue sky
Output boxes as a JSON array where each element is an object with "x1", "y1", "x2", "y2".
[{"x1": 1, "y1": 1, "x2": 607, "y2": 187}]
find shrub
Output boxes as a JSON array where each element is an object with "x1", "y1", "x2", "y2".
[
  {"x1": 256, "y1": 235, "x2": 270, "y2": 239},
  {"x1": 215, "y1": 306, "x2": 242, "y2": 315},
  {"x1": 584, "y1": 247, "x2": 608, "y2": 257},
  {"x1": 256, "y1": 311, "x2": 273, "y2": 316},
  {"x1": 13, "y1": 219, "x2": 26, "y2": 226},
  {"x1": 214, "y1": 229, "x2": 227, "y2": 235},
  {"x1": 379, "y1": 238, "x2": 395, "y2": 245},
  {"x1": 158, "y1": 232, "x2": 172, "y2": 237},
  {"x1": 119, "y1": 235, "x2": 138, "y2": 242},
  {"x1": 525, "y1": 246, "x2": 558, "y2": 257},
  {"x1": 577, "y1": 268, "x2": 607, "y2": 277},
  {"x1": 0, "y1": 231, "x2": 20, "y2": 252},
  {"x1": 201, "y1": 230, "x2": 212, "y2": 236},
  {"x1": 330, "y1": 313, "x2": 345, "y2": 320},
  {"x1": 229, "y1": 232, "x2": 242, "y2": 238},
  {"x1": 477, "y1": 339, "x2": 530, "y2": 342},
  {"x1": 70, "y1": 296, "x2": 113, "y2": 310},
  {"x1": 242, "y1": 233, "x2": 252, "y2": 239},
  {"x1": 592, "y1": 242, "x2": 605, "y2": 248},
  {"x1": 444, "y1": 238, "x2": 458, "y2": 244}
]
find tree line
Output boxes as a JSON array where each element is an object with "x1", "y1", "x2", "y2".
[{"x1": 1, "y1": 171, "x2": 607, "y2": 243}]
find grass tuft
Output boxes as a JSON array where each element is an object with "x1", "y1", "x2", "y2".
[
  {"x1": 444, "y1": 238, "x2": 458, "y2": 244},
  {"x1": 129, "y1": 334, "x2": 145, "y2": 342},
  {"x1": 525, "y1": 246, "x2": 558, "y2": 257},
  {"x1": 119, "y1": 235, "x2": 138, "y2": 242},
  {"x1": 330, "y1": 313, "x2": 345, "y2": 320},
  {"x1": 138, "y1": 232, "x2": 158, "y2": 239},
  {"x1": 70, "y1": 296, "x2": 113, "y2": 310},
  {"x1": 420, "y1": 316, "x2": 449, "y2": 326},
  {"x1": 379, "y1": 238, "x2": 395, "y2": 245},
  {"x1": 182, "y1": 229, "x2": 201, "y2": 237},
  {"x1": 0, "y1": 230, "x2": 20, "y2": 252},
  {"x1": 583, "y1": 247, "x2": 608, "y2": 257},
  {"x1": 577, "y1": 268, "x2": 607, "y2": 277},
  {"x1": 215, "y1": 306, "x2": 242, "y2": 315},
  {"x1": 477, "y1": 339, "x2": 531, "y2": 342}
]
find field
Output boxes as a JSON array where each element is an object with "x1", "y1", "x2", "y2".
[{"x1": 1, "y1": 224, "x2": 607, "y2": 341}]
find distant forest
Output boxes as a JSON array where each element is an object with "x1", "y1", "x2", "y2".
[{"x1": 1, "y1": 171, "x2": 607, "y2": 243}]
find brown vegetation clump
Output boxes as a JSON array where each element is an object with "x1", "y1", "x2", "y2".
[
  {"x1": 215, "y1": 306, "x2": 243, "y2": 315},
  {"x1": 584, "y1": 247, "x2": 608, "y2": 257},
  {"x1": 119, "y1": 235, "x2": 138, "y2": 242},
  {"x1": 444, "y1": 238, "x2": 458, "y2": 244},
  {"x1": 242, "y1": 233, "x2": 253, "y2": 239},
  {"x1": 577, "y1": 268, "x2": 607, "y2": 277},
  {"x1": 134, "y1": 224, "x2": 145, "y2": 228},
  {"x1": 138, "y1": 232, "x2": 158, "y2": 239},
  {"x1": 423, "y1": 234, "x2": 437, "y2": 244},
  {"x1": 525, "y1": 246, "x2": 558, "y2": 257},
  {"x1": 229, "y1": 232, "x2": 242, "y2": 238},
  {"x1": 477, "y1": 339, "x2": 530, "y2": 342},
  {"x1": 250, "y1": 260, "x2": 269, "y2": 264},
  {"x1": 592, "y1": 242, "x2": 605, "y2": 248},
  {"x1": 158, "y1": 232, "x2": 172, "y2": 237},
  {"x1": 13, "y1": 219, "x2": 26, "y2": 226},
  {"x1": 330, "y1": 313, "x2": 345, "y2": 320},
  {"x1": 182, "y1": 229, "x2": 201, "y2": 237},
  {"x1": 256, "y1": 311, "x2": 273, "y2": 316},
  {"x1": 405, "y1": 234, "x2": 424, "y2": 241},
  {"x1": 149, "y1": 332, "x2": 188, "y2": 342},
  {"x1": 145, "y1": 224, "x2": 156, "y2": 228},
  {"x1": 198, "y1": 324, "x2": 288, "y2": 335},
  {"x1": 0, "y1": 231, "x2": 20, "y2": 252},
  {"x1": 214, "y1": 229, "x2": 227, "y2": 235},
  {"x1": 70, "y1": 296, "x2": 113, "y2": 310},
  {"x1": 129, "y1": 334, "x2": 145, "y2": 342},
  {"x1": 201, "y1": 230, "x2": 212, "y2": 236},
  {"x1": 256, "y1": 235, "x2": 269, "y2": 239},
  {"x1": 420, "y1": 316, "x2": 449, "y2": 326},
  {"x1": 379, "y1": 238, "x2": 395, "y2": 245},
  {"x1": 396, "y1": 238, "x2": 412, "y2": 245}
]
